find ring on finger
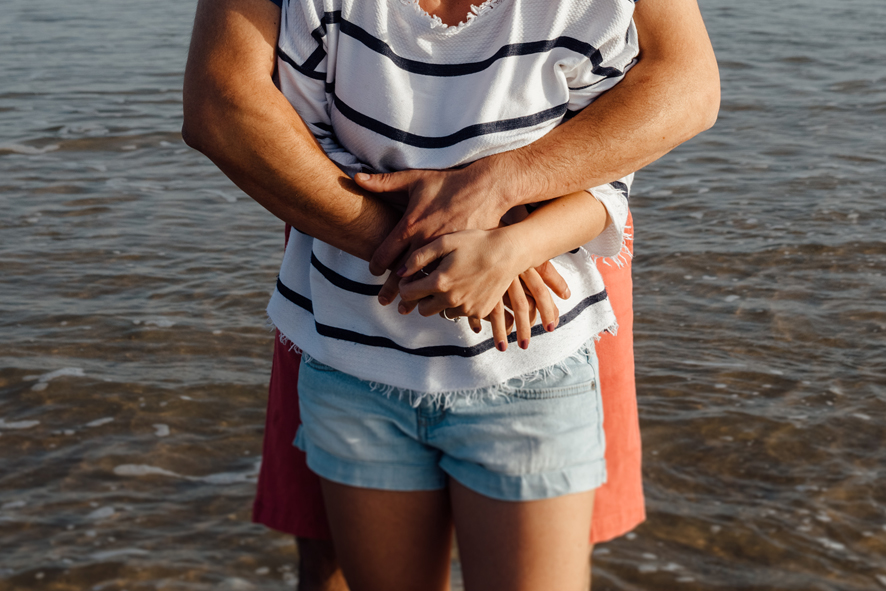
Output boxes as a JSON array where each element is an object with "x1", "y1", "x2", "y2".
[{"x1": 441, "y1": 308, "x2": 461, "y2": 323}]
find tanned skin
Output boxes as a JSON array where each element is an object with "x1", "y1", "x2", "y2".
[{"x1": 182, "y1": 0, "x2": 719, "y2": 588}]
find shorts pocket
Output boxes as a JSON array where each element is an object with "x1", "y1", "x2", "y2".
[{"x1": 506, "y1": 352, "x2": 597, "y2": 400}]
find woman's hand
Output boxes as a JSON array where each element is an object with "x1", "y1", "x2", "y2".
[{"x1": 397, "y1": 229, "x2": 567, "y2": 350}]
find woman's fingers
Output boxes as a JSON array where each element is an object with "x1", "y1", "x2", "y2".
[
  {"x1": 399, "y1": 236, "x2": 450, "y2": 278},
  {"x1": 504, "y1": 308, "x2": 515, "y2": 334},
  {"x1": 521, "y1": 268, "x2": 560, "y2": 332},
  {"x1": 490, "y1": 302, "x2": 508, "y2": 352},
  {"x1": 468, "y1": 316, "x2": 482, "y2": 334},
  {"x1": 535, "y1": 260, "x2": 571, "y2": 299},
  {"x1": 507, "y1": 279, "x2": 532, "y2": 349},
  {"x1": 398, "y1": 297, "x2": 421, "y2": 315},
  {"x1": 416, "y1": 295, "x2": 453, "y2": 317}
]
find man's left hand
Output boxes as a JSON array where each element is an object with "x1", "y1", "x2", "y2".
[{"x1": 356, "y1": 166, "x2": 509, "y2": 277}]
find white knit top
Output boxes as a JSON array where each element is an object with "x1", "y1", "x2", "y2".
[{"x1": 267, "y1": 0, "x2": 639, "y2": 396}]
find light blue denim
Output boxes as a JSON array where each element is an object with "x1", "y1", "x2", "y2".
[{"x1": 294, "y1": 348, "x2": 606, "y2": 501}]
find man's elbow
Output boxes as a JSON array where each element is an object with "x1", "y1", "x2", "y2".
[
  {"x1": 694, "y1": 55, "x2": 721, "y2": 132},
  {"x1": 181, "y1": 95, "x2": 216, "y2": 155},
  {"x1": 181, "y1": 74, "x2": 232, "y2": 157},
  {"x1": 698, "y1": 71, "x2": 721, "y2": 132}
]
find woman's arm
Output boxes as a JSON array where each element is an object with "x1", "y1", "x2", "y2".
[{"x1": 397, "y1": 191, "x2": 614, "y2": 350}]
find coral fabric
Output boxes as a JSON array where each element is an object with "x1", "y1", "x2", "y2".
[{"x1": 253, "y1": 216, "x2": 645, "y2": 543}]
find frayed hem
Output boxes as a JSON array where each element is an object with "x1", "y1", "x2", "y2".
[
  {"x1": 584, "y1": 226, "x2": 634, "y2": 268},
  {"x1": 278, "y1": 331, "x2": 303, "y2": 355},
  {"x1": 269, "y1": 317, "x2": 304, "y2": 355},
  {"x1": 338, "y1": 338, "x2": 609, "y2": 410},
  {"x1": 268, "y1": 319, "x2": 614, "y2": 410}
]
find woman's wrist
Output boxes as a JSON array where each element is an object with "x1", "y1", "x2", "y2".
[{"x1": 494, "y1": 223, "x2": 541, "y2": 277}]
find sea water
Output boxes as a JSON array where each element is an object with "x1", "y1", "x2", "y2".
[{"x1": 1, "y1": 0, "x2": 884, "y2": 589}]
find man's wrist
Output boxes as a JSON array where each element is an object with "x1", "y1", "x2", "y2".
[
  {"x1": 476, "y1": 146, "x2": 557, "y2": 209},
  {"x1": 458, "y1": 158, "x2": 517, "y2": 217}
]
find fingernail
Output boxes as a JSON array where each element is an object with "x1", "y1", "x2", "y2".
[
  {"x1": 356, "y1": 173, "x2": 370, "y2": 181},
  {"x1": 546, "y1": 322, "x2": 556, "y2": 332},
  {"x1": 472, "y1": 326, "x2": 481, "y2": 334},
  {"x1": 379, "y1": 296, "x2": 390, "y2": 305},
  {"x1": 396, "y1": 266, "x2": 407, "y2": 277},
  {"x1": 564, "y1": 289, "x2": 571, "y2": 298},
  {"x1": 496, "y1": 341, "x2": 507, "y2": 352},
  {"x1": 399, "y1": 303, "x2": 407, "y2": 314},
  {"x1": 519, "y1": 339, "x2": 529, "y2": 350}
]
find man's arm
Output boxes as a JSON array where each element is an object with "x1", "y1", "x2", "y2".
[
  {"x1": 181, "y1": 0, "x2": 399, "y2": 262},
  {"x1": 484, "y1": 0, "x2": 720, "y2": 199},
  {"x1": 361, "y1": 0, "x2": 721, "y2": 274}
]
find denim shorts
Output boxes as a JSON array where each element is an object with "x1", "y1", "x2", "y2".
[{"x1": 294, "y1": 348, "x2": 606, "y2": 501}]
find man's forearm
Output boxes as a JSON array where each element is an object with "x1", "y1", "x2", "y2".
[
  {"x1": 465, "y1": 0, "x2": 721, "y2": 207},
  {"x1": 181, "y1": 0, "x2": 399, "y2": 261}
]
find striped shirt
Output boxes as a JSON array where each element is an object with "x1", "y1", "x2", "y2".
[{"x1": 267, "y1": 0, "x2": 639, "y2": 395}]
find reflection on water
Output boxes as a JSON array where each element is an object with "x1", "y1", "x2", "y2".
[{"x1": 1, "y1": 0, "x2": 885, "y2": 589}]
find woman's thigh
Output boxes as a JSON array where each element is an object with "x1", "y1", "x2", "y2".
[
  {"x1": 451, "y1": 479, "x2": 595, "y2": 591},
  {"x1": 320, "y1": 479, "x2": 452, "y2": 591}
]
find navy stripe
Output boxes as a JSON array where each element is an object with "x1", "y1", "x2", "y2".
[
  {"x1": 278, "y1": 12, "x2": 342, "y2": 78},
  {"x1": 338, "y1": 17, "x2": 624, "y2": 80},
  {"x1": 301, "y1": 45, "x2": 327, "y2": 73},
  {"x1": 285, "y1": 12, "x2": 623, "y2": 91},
  {"x1": 277, "y1": 46, "x2": 325, "y2": 81},
  {"x1": 275, "y1": 277, "x2": 608, "y2": 358},
  {"x1": 276, "y1": 277, "x2": 313, "y2": 313},
  {"x1": 309, "y1": 11, "x2": 340, "y2": 43},
  {"x1": 334, "y1": 95, "x2": 568, "y2": 149},
  {"x1": 311, "y1": 252, "x2": 382, "y2": 296},
  {"x1": 610, "y1": 180, "x2": 630, "y2": 201},
  {"x1": 312, "y1": 121, "x2": 334, "y2": 133}
]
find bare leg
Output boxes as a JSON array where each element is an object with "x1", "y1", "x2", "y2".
[
  {"x1": 296, "y1": 537, "x2": 349, "y2": 591},
  {"x1": 320, "y1": 478, "x2": 452, "y2": 591},
  {"x1": 450, "y1": 479, "x2": 595, "y2": 591}
]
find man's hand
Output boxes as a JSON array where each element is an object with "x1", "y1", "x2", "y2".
[{"x1": 355, "y1": 166, "x2": 508, "y2": 276}]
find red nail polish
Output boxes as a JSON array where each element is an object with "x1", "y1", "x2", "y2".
[
  {"x1": 472, "y1": 326, "x2": 481, "y2": 334},
  {"x1": 397, "y1": 266, "x2": 407, "y2": 277},
  {"x1": 546, "y1": 322, "x2": 555, "y2": 332},
  {"x1": 519, "y1": 339, "x2": 529, "y2": 350},
  {"x1": 496, "y1": 341, "x2": 506, "y2": 352}
]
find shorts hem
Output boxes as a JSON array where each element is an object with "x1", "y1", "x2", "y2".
[{"x1": 440, "y1": 456, "x2": 608, "y2": 502}]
